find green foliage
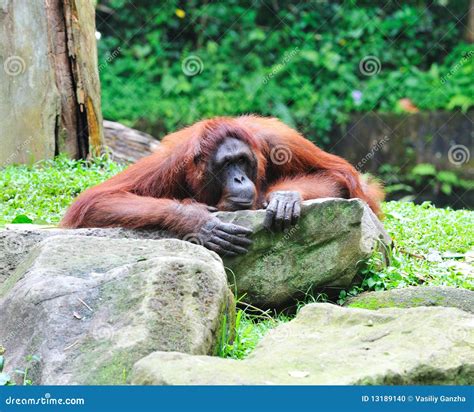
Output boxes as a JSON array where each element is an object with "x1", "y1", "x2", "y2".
[
  {"x1": 218, "y1": 309, "x2": 288, "y2": 359},
  {"x1": 340, "y1": 201, "x2": 474, "y2": 304},
  {"x1": 382, "y1": 163, "x2": 473, "y2": 199},
  {"x1": 0, "y1": 155, "x2": 124, "y2": 226},
  {"x1": 97, "y1": 1, "x2": 471, "y2": 142},
  {"x1": 0, "y1": 347, "x2": 10, "y2": 386},
  {"x1": 0, "y1": 349, "x2": 40, "y2": 386}
]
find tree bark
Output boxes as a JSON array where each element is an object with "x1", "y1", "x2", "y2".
[
  {"x1": 466, "y1": 0, "x2": 474, "y2": 43},
  {"x1": 0, "y1": 0, "x2": 103, "y2": 165}
]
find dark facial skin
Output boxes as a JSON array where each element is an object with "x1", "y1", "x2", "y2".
[
  {"x1": 211, "y1": 137, "x2": 257, "y2": 211},
  {"x1": 192, "y1": 137, "x2": 257, "y2": 257}
]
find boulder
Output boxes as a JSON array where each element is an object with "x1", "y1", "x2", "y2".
[
  {"x1": 0, "y1": 198, "x2": 390, "y2": 308},
  {"x1": 131, "y1": 303, "x2": 474, "y2": 385},
  {"x1": 218, "y1": 198, "x2": 390, "y2": 307},
  {"x1": 0, "y1": 226, "x2": 168, "y2": 287},
  {"x1": 345, "y1": 286, "x2": 474, "y2": 314},
  {"x1": 0, "y1": 236, "x2": 234, "y2": 384}
]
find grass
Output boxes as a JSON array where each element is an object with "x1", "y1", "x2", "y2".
[
  {"x1": 1, "y1": 156, "x2": 472, "y2": 359},
  {"x1": 0, "y1": 155, "x2": 124, "y2": 226},
  {"x1": 218, "y1": 309, "x2": 290, "y2": 359},
  {"x1": 354, "y1": 201, "x2": 474, "y2": 293}
]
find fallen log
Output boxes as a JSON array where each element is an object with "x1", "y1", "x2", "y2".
[{"x1": 103, "y1": 120, "x2": 160, "y2": 163}]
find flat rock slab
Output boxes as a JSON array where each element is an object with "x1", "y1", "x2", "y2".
[
  {"x1": 0, "y1": 236, "x2": 234, "y2": 384},
  {"x1": 345, "y1": 286, "x2": 474, "y2": 314},
  {"x1": 0, "y1": 198, "x2": 390, "y2": 308},
  {"x1": 131, "y1": 303, "x2": 474, "y2": 385}
]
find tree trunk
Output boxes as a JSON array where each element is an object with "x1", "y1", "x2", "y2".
[
  {"x1": 466, "y1": 0, "x2": 474, "y2": 43},
  {"x1": 0, "y1": 0, "x2": 103, "y2": 165}
]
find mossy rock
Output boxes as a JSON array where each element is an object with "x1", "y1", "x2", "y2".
[
  {"x1": 0, "y1": 236, "x2": 234, "y2": 384},
  {"x1": 219, "y1": 198, "x2": 391, "y2": 308},
  {"x1": 345, "y1": 286, "x2": 474, "y2": 314},
  {"x1": 131, "y1": 303, "x2": 474, "y2": 385}
]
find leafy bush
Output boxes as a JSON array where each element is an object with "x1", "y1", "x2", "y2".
[
  {"x1": 381, "y1": 163, "x2": 474, "y2": 203},
  {"x1": 96, "y1": 0, "x2": 472, "y2": 143}
]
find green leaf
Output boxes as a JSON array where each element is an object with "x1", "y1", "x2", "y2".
[
  {"x1": 441, "y1": 183, "x2": 452, "y2": 195},
  {"x1": 385, "y1": 183, "x2": 414, "y2": 194},
  {"x1": 411, "y1": 163, "x2": 436, "y2": 176},
  {"x1": 0, "y1": 355, "x2": 4, "y2": 372},
  {"x1": 366, "y1": 277, "x2": 376, "y2": 288},
  {"x1": 248, "y1": 29, "x2": 266, "y2": 42},
  {"x1": 300, "y1": 50, "x2": 319, "y2": 64},
  {"x1": 11, "y1": 215, "x2": 33, "y2": 224},
  {"x1": 447, "y1": 95, "x2": 473, "y2": 112},
  {"x1": 436, "y1": 170, "x2": 458, "y2": 184}
]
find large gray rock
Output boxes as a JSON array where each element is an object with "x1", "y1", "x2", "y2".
[
  {"x1": 131, "y1": 303, "x2": 474, "y2": 385},
  {"x1": 0, "y1": 226, "x2": 168, "y2": 287},
  {"x1": 345, "y1": 286, "x2": 474, "y2": 314},
  {"x1": 0, "y1": 236, "x2": 234, "y2": 384},
  {"x1": 0, "y1": 198, "x2": 390, "y2": 308},
  {"x1": 218, "y1": 198, "x2": 390, "y2": 307}
]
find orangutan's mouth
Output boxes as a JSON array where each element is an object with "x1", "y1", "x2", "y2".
[{"x1": 221, "y1": 198, "x2": 254, "y2": 211}]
